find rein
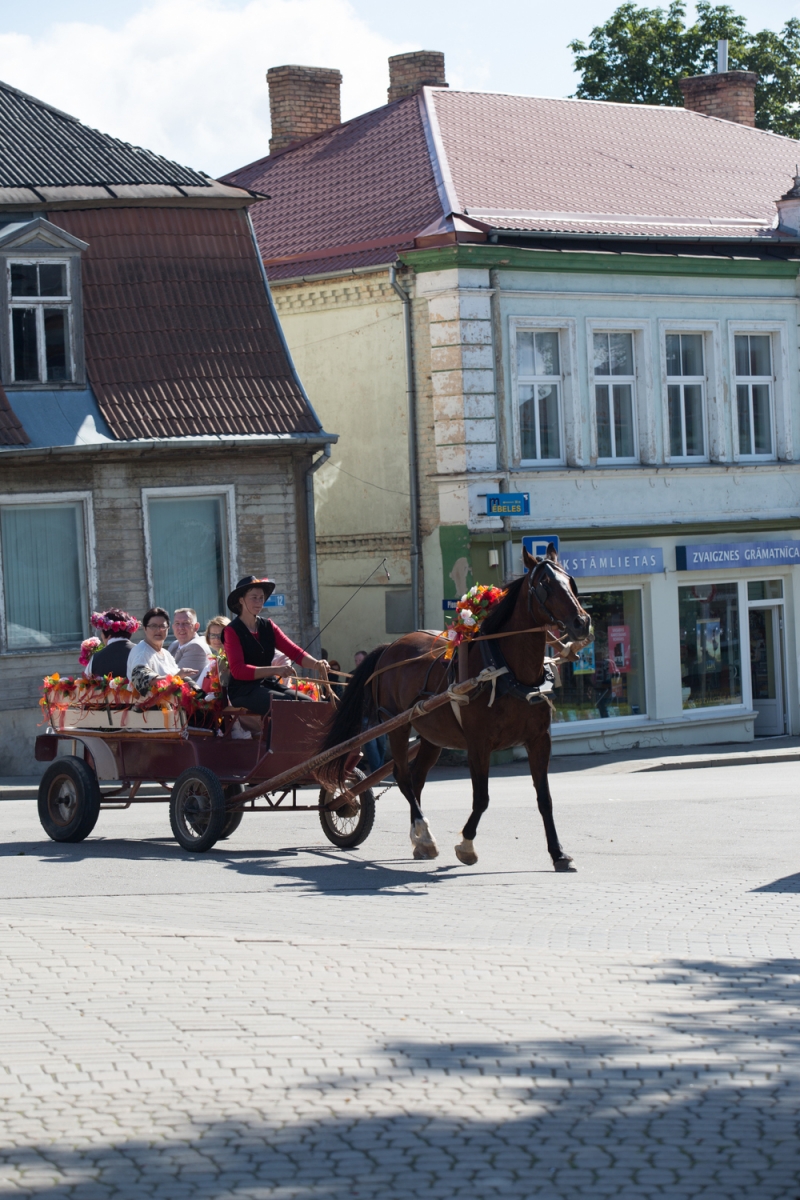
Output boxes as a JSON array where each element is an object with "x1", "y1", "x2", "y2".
[{"x1": 363, "y1": 624, "x2": 553, "y2": 689}]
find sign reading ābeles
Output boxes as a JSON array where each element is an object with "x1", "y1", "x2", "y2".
[
  {"x1": 558, "y1": 547, "x2": 664, "y2": 576},
  {"x1": 676, "y1": 540, "x2": 800, "y2": 571}
]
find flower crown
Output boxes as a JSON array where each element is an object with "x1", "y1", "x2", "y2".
[{"x1": 91, "y1": 610, "x2": 140, "y2": 636}]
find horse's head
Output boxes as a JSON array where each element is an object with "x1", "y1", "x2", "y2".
[{"x1": 522, "y1": 544, "x2": 592, "y2": 641}]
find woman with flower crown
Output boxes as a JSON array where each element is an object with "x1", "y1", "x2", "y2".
[{"x1": 83, "y1": 609, "x2": 140, "y2": 678}]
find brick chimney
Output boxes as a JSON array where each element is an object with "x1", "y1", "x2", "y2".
[
  {"x1": 388, "y1": 51, "x2": 447, "y2": 104},
  {"x1": 679, "y1": 70, "x2": 757, "y2": 126},
  {"x1": 267, "y1": 65, "x2": 342, "y2": 154}
]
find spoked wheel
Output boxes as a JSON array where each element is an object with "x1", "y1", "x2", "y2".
[
  {"x1": 170, "y1": 767, "x2": 227, "y2": 853},
  {"x1": 220, "y1": 784, "x2": 245, "y2": 840},
  {"x1": 318, "y1": 769, "x2": 376, "y2": 849},
  {"x1": 38, "y1": 757, "x2": 101, "y2": 843}
]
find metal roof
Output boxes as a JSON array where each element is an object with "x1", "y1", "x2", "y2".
[
  {"x1": 0, "y1": 78, "x2": 216, "y2": 190},
  {"x1": 4, "y1": 386, "x2": 114, "y2": 448},
  {"x1": 226, "y1": 87, "x2": 800, "y2": 277}
]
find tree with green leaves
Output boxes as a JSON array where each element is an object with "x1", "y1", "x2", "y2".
[{"x1": 570, "y1": 2, "x2": 800, "y2": 138}]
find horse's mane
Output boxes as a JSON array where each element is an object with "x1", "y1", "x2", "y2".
[{"x1": 480, "y1": 575, "x2": 526, "y2": 635}]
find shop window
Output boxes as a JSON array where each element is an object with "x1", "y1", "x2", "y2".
[
  {"x1": 146, "y1": 494, "x2": 229, "y2": 628},
  {"x1": 678, "y1": 583, "x2": 741, "y2": 709},
  {"x1": 747, "y1": 579, "x2": 782, "y2": 601},
  {"x1": 0, "y1": 500, "x2": 88, "y2": 650},
  {"x1": 9, "y1": 260, "x2": 73, "y2": 383},
  {"x1": 553, "y1": 589, "x2": 646, "y2": 722},
  {"x1": 516, "y1": 330, "x2": 563, "y2": 463},
  {"x1": 734, "y1": 334, "x2": 774, "y2": 458},
  {"x1": 666, "y1": 333, "x2": 706, "y2": 459},
  {"x1": 592, "y1": 332, "x2": 637, "y2": 461}
]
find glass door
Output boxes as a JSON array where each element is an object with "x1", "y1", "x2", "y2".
[{"x1": 747, "y1": 597, "x2": 785, "y2": 737}]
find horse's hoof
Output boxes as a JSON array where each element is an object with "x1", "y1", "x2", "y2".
[
  {"x1": 553, "y1": 855, "x2": 575, "y2": 873},
  {"x1": 410, "y1": 819, "x2": 439, "y2": 860},
  {"x1": 455, "y1": 839, "x2": 478, "y2": 866}
]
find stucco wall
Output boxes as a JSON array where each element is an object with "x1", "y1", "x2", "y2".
[{"x1": 272, "y1": 271, "x2": 413, "y2": 666}]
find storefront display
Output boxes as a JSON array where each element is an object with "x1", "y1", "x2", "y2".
[
  {"x1": 553, "y1": 590, "x2": 646, "y2": 722},
  {"x1": 678, "y1": 583, "x2": 741, "y2": 709}
]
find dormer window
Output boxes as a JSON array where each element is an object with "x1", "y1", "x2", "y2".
[
  {"x1": 10, "y1": 260, "x2": 72, "y2": 382},
  {"x1": 0, "y1": 216, "x2": 87, "y2": 390}
]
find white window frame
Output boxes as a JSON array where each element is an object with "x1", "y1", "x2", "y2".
[
  {"x1": 586, "y1": 320, "x2": 653, "y2": 465},
  {"x1": 509, "y1": 317, "x2": 579, "y2": 467},
  {"x1": 0, "y1": 490, "x2": 96, "y2": 654},
  {"x1": 662, "y1": 319, "x2": 724, "y2": 463},
  {"x1": 728, "y1": 321, "x2": 789, "y2": 463},
  {"x1": 8, "y1": 258, "x2": 75, "y2": 384},
  {"x1": 141, "y1": 485, "x2": 237, "y2": 611}
]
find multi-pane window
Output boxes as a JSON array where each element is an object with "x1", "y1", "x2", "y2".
[
  {"x1": 0, "y1": 501, "x2": 88, "y2": 650},
  {"x1": 593, "y1": 332, "x2": 637, "y2": 461},
  {"x1": 516, "y1": 331, "x2": 562, "y2": 462},
  {"x1": 666, "y1": 333, "x2": 705, "y2": 459},
  {"x1": 9, "y1": 260, "x2": 72, "y2": 383},
  {"x1": 147, "y1": 495, "x2": 229, "y2": 628},
  {"x1": 734, "y1": 334, "x2": 773, "y2": 457}
]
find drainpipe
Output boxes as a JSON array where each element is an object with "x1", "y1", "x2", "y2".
[
  {"x1": 389, "y1": 265, "x2": 421, "y2": 627},
  {"x1": 246, "y1": 209, "x2": 334, "y2": 648},
  {"x1": 490, "y1": 268, "x2": 514, "y2": 578},
  {"x1": 305, "y1": 443, "x2": 330, "y2": 654}
]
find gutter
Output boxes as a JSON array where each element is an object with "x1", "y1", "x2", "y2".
[
  {"x1": 0, "y1": 432, "x2": 334, "y2": 462},
  {"x1": 389, "y1": 265, "x2": 421, "y2": 628},
  {"x1": 246, "y1": 209, "x2": 334, "y2": 648}
]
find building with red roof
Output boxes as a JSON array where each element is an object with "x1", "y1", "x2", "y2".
[
  {"x1": 0, "y1": 81, "x2": 333, "y2": 772},
  {"x1": 227, "y1": 52, "x2": 800, "y2": 751}
]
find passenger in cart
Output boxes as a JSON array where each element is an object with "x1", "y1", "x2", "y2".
[
  {"x1": 84, "y1": 609, "x2": 139, "y2": 678},
  {"x1": 223, "y1": 576, "x2": 329, "y2": 713}
]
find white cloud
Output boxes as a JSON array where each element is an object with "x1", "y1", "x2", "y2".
[{"x1": 0, "y1": 0, "x2": 408, "y2": 177}]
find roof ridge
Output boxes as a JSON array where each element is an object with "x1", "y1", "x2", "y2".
[{"x1": 0, "y1": 77, "x2": 79, "y2": 123}]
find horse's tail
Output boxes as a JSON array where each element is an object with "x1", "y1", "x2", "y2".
[{"x1": 320, "y1": 645, "x2": 389, "y2": 786}]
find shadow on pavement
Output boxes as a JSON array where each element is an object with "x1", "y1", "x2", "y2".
[
  {"x1": 3, "y1": 958, "x2": 798, "y2": 1199},
  {"x1": 753, "y1": 873, "x2": 800, "y2": 893}
]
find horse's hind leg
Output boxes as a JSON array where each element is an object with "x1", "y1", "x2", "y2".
[
  {"x1": 387, "y1": 728, "x2": 439, "y2": 860},
  {"x1": 455, "y1": 743, "x2": 491, "y2": 866},
  {"x1": 526, "y1": 731, "x2": 574, "y2": 872}
]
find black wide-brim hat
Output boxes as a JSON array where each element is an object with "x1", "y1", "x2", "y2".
[{"x1": 227, "y1": 575, "x2": 276, "y2": 612}]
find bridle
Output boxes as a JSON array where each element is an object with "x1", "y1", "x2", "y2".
[{"x1": 526, "y1": 558, "x2": 577, "y2": 630}]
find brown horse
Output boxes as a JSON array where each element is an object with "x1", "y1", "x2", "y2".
[{"x1": 323, "y1": 546, "x2": 591, "y2": 870}]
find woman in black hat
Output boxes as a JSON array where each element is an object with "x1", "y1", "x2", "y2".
[{"x1": 223, "y1": 576, "x2": 328, "y2": 713}]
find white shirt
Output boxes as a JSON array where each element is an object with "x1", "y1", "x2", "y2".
[{"x1": 126, "y1": 640, "x2": 180, "y2": 680}]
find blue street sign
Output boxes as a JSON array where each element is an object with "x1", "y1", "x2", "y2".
[
  {"x1": 442, "y1": 599, "x2": 458, "y2": 611},
  {"x1": 263, "y1": 594, "x2": 286, "y2": 608},
  {"x1": 523, "y1": 534, "x2": 560, "y2": 558},
  {"x1": 487, "y1": 492, "x2": 530, "y2": 516}
]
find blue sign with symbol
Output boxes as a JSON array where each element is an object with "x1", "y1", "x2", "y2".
[
  {"x1": 523, "y1": 535, "x2": 560, "y2": 558},
  {"x1": 263, "y1": 594, "x2": 286, "y2": 608},
  {"x1": 487, "y1": 492, "x2": 530, "y2": 516}
]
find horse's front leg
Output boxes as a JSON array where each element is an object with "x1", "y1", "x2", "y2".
[
  {"x1": 387, "y1": 728, "x2": 439, "y2": 860},
  {"x1": 455, "y1": 744, "x2": 491, "y2": 866},
  {"x1": 526, "y1": 731, "x2": 574, "y2": 872}
]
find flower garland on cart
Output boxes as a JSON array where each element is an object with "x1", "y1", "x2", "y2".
[
  {"x1": 40, "y1": 672, "x2": 225, "y2": 730},
  {"x1": 443, "y1": 584, "x2": 506, "y2": 661}
]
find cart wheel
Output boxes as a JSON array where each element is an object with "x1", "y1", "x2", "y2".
[
  {"x1": 220, "y1": 784, "x2": 245, "y2": 840},
  {"x1": 318, "y1": 770, "x2": 376, "y2": 849},
  {"x1": 38, "y1": 757, "x2": 101, "y2": 843},
  {"x1": 170, "y1": 767, "x2": 227, "y2": 853}
]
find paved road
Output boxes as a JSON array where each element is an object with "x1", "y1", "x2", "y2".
[{"x1": 1, "y1": 759, "x2": 798, "y2": 1198}]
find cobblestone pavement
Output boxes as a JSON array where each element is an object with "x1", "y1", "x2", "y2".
[{"x1": 0, "y1": 761, "x2": 798, "y2": 1198}]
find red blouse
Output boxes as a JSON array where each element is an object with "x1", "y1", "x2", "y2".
[{"x1": 224, "y1": 621, "x2": 305, "y2": 682}]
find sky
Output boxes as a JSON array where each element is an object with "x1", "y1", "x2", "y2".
[{"x1": 1, "y1": 0, "x2": 798, "y2": 178}]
